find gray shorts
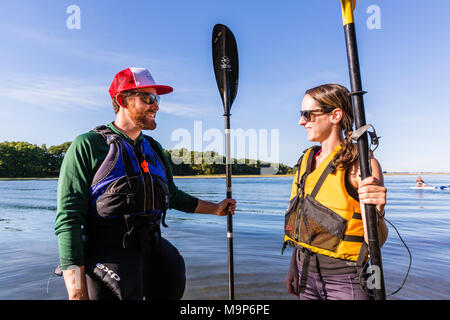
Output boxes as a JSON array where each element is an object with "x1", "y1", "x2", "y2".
[{"x1": 297, "y1": 266, "x2": 372, "y2": 300}]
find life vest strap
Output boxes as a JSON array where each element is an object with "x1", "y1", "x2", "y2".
[
  {"x1": 92, "y1": 126, "x2": 137, "y2": 183},
  {"x1": 352, "y1": 212, "x2": 362, "y2": 220},
  {"x1": 122, "y1": 213, "x2": 162, "y2": 255},
  {"x1": 356, "y1": 241, "x2": 369, "y2": 269},
  {"x1": 356, "y1": 241, "x2": 370, "y2": 291},
  {"x1": 309, "y1": 162, "x2": 337, "y2": 199},
  {"x1": 343, "y1": 235, "x2": 364, "y2": 243},
  {"x1": 298, "y1": 247, "x2": 312, "y2": 294},
  {"x1": 293, "y1": 146, "x2": 335, "y2": 200}
]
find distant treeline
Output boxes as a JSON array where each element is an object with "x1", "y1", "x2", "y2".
[
  {"x1": 164, "y1": 149, "x2": 294, "y2": 176},
  {"x1": 0, "y1": 141, "x2": 295, "y2": 178},
  {"x1": 0, "y1": 141, "x2": 71, "y2": 178}
]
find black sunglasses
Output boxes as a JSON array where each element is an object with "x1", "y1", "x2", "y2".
[
  {"x1": 300, "y1": 106, "x2": 335, "y2": 122},
  {"x1": 133, "y1": 92, "x2": 160, "y2": 105}
]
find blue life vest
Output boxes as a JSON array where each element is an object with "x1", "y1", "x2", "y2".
[{"x1": 87, "y1": 126, "x2": 170, "y2": 241}]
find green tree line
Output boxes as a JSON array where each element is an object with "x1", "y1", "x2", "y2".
[
  {"x1": 0, "y1": 141, "x2": 295, "y2": 178},
  {"x1": 165, "y1": 149, "x2": 295, "y2": 176},
  {"x1": 0, "y1": 141, "x2": 72, "y2": 177}
]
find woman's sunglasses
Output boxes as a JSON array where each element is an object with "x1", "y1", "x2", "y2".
[
  {"x1": 300, "y1": 106, "x2": 335, "y2": 122},
  {"x1": 133, "y1": 92, "x2": 160, "y2": 105}
]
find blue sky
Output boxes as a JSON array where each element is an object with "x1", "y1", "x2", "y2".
[{"x1": 1, "y1": 0, "x2": 449, "y2": 172}]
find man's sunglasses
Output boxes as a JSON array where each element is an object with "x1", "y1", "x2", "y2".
[
  {"x1": 300, "y1": 106, "x2": 335, "y2": 122},
  {"x1": 133, "y1": 92, "x2": 160, "y2": 105}
]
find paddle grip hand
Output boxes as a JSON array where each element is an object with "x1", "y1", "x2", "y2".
[
  {"x1": 214, "y1": 199, "x2": 236, "y2": 216},
  {"x1": 358, "y1": 176, "x2": 386, "y2": 213},
  {"x1": 194, "y1": 199, "x2": 236, "y2": 216}
]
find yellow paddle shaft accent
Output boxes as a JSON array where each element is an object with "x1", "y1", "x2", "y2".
[{"x1": 340, "y1": 0, "x2": 356, "y2": 26}]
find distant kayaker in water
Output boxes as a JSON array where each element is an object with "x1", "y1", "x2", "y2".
[
  {"x1": 283, "y1": 83, "x2": 388, "y2": 300},
  {"x1": 415, "y1": 176, "x2": 428, "y2": 187}
]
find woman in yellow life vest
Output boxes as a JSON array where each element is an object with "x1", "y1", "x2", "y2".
[{"x1": 283, "y1": 84, "x2": 388, "y2": 300}]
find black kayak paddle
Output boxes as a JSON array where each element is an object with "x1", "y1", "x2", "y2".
[
  {"x1": 340, "y1": 0, "x2": 386, "y2": 300},
  {"x1": 212, "y1": 23, "x2": 239, "y2": 300}
]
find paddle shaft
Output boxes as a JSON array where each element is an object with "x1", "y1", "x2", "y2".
[
  {"x1": 222, "y1": 65, "x2": 234, "y2": 300},
  {"x1": 224, "y1": 112, "x2": 234, "y2": 300},
  {"x1": 342, "y1": 5, "x2": 386, "y2": 300}
]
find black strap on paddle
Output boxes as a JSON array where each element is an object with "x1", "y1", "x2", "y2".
[{"x1": 212, "y1": 23, "x2": 239, "y2": 300}]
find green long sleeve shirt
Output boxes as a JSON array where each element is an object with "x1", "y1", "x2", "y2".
[{"x1": 54, "y1": 122, "x2": 199, "y2": 270}]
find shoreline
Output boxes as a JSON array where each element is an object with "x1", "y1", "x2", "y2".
[
  {"x1": 173, "y1": 174, "x2": 294, "y2": 178},
  {"x1": 383, "y1": 172, "x2": 450, "y2": 176},
  {"x1": 174, "y1": 172, "x2": 450, "y2": 178},
  {"x1": 1, "y1": 172, "x2": 450, "y2": 180}
]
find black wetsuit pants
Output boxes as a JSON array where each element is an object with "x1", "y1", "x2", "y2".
[{"x1": 85, "y1": 237, "x2": 186, "y2": 300}]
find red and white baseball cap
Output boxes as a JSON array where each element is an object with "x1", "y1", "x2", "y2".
[{"x1": 109, "y1": 67, "x2": 173, "y2": 98}]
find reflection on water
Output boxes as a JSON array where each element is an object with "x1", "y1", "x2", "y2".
[
  {"x1": 0, "y1": 203, "x2": 57, "y2": 211},
  {"x1": 0, "y1": 175, "x2": 450, "y2": 299}
]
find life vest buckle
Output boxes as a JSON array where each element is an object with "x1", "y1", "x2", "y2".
[{"x1": 126, "y1": 193, "x2": 135, "y2": 205}]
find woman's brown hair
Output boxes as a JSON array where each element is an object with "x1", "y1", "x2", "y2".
[{"x1": 305, "y1": 83, "x2": 358, "y2": 171}]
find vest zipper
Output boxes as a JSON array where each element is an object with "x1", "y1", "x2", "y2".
[
  {"x1": 129, "y1": 144, "x2": 148, "y2": 212},
  {"x1": 141, "y1": 144, "x2": 155, "y2": 211}
]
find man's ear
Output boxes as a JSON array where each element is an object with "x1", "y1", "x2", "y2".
[{"x1": 116, "y1": 94, "x2": 126, "y2": 109}]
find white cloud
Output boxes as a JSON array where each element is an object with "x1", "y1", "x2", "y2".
[
  {"x1": 2, "y1": 26, "x2": 167, "y2": 68},
  {"x1": 0, "y1": 73, "x2": 109, "y2": 112},
  {"x1": 0, "y1": 72, "x2": 210, "y2": 118},
  {"x1": 160, "y1": 101, "x2": 208, "y2": 118},
  {"x1": 7, "y1": 27, "x2": 67, "y2": 46},
  {"x1": 0, "y1": 26, "x2": 210, "y2": 116}
]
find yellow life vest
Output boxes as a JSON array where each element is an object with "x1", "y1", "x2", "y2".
[{"x1": 283, "y1": 145, "x2": 367, "y2": 263}]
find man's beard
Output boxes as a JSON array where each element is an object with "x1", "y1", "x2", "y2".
[{"x1": 128, "y1": 105, "x2": 157, "y2": 130}]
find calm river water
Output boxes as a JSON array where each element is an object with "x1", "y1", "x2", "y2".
[{"x1": 0, "y1": 175, "x2": 449, "y2": 300}]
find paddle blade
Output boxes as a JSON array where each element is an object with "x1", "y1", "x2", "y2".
[{"x1": 212, "y1": 24, "x2": 239, "y2": 112}]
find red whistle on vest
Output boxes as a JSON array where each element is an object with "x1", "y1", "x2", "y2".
[{"x1": 141, "y1": 160, "x2": 149, "y2": 173}]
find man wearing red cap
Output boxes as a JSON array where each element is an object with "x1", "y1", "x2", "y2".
[{"x1": 55, "y1": 67, "x2": 236, "y2": 300}]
